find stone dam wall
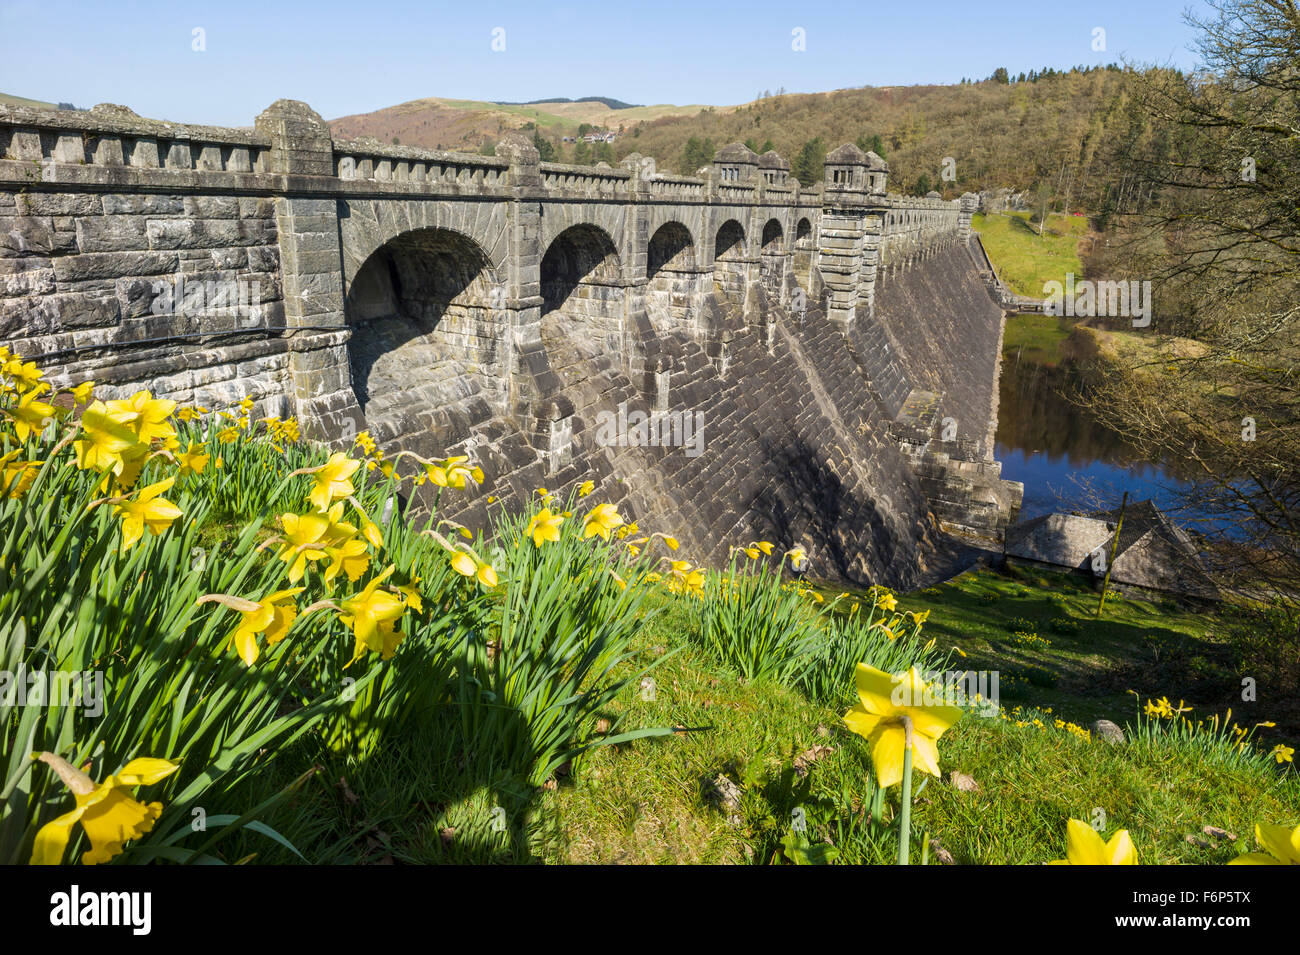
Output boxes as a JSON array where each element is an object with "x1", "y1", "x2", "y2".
[{"x1": 0, "y1": 99, "x2": 1022, "y2": 588}]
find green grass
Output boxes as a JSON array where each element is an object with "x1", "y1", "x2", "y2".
[
  {"x1": 973, "y1": 210, "x2": 1088, "y2": 298},
  {"x1": 896, "y1": 563, "x2": 1250, "y2": 727},
  {"x1": 230, "y1": 569, "x2": 1298, "y2": 865}
]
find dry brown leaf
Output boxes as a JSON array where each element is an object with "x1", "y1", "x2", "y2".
[{"x1": 794, "y1": 744, "x2": 835, "y2": 777}]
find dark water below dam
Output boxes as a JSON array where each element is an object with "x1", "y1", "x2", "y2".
[{"x1": 994, "y1": 353, "x2": 1193, "y2": 523}]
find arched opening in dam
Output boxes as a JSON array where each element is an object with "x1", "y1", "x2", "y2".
[
  {"x1": 646, "y1": 221, "x2": 698, "y2": 328},
  {"x1": 760, "y1": 217, "x2": 785, "y2": 288},
  {"x1": 647, "y1": 221, "x2": 696, "y2": 280},
  {"x1": 795, "y1": 217, "x2": 813, "y2": 247},
  {"x1": 713, "y1": 219, "x2": 747, "y2": 295},
  {"x1": 761, "y1": 218, "x2": 784, "y2": 252},
  {"x1": 539, "y1": 223, "x2": 623, "y2": 351},
  {"x1": 793, "y1": 216, "x2": 815, "y2": 288},
  {"x1": 343, "y1": 226, "x2": 503, "y2": 443}
]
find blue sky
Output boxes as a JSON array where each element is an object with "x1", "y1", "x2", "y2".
[{"x1": 0, "y1": 0, "x2": 1204, "y2": 126}]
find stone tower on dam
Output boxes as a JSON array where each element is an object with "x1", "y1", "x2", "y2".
[{"x1": 0, "y1": 99, "x2": 1021, "y2": 588}]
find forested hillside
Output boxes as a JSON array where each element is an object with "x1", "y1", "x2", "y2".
[{"x1": 612, "y1": 67, "x2": 1139, "y2": 208}]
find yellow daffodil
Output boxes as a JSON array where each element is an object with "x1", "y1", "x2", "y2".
[
  {"x1": 4, "y1": 357, "x2": 44, "y2": 392},
  {"x1": 525, "y1": 508, "x2": 563, "y2": 546},
  {"x1": 174, "y1": 406, "x2": 208, "y2": 423},
  {"x1": 104, "y1": 391, "x2": 176, "y2": 445},
  {"x1": 683, "y1": 569, "x2": 706, "y2": 597},
  {"x1": 1229, "y1": 822, "x2": 1300, "y2": 865},
  {"x1": 7, "y1": 388, "x2": 55, "y2": 442},
  {"x1": 323, "y1": 539, "x2": 371, "y2": 587},
  {"x1": 1049, "y1": 819, "x2": 1138, "y2": 865},
  {"x1": 843, "y1": 664, "x2": 962, "y2": 788},
  {"x1": 397, "y1": 578, "x2": 424, "y2": 612},
  {"x1": 1271, "y1": 743, "x2": 1294, "y2": 764},
  {"x1": 113, "y1": 477, "x2": 182, "y2": 552},
  {"x1": 583, "y1": 502, "x2": 624, "y2": 541},
  {"x1": 448, "y1": 548, "x2": 498, "y2": 587},
  {"x1": 449, "y1": 550, "x2": 478, "y2": 578},
  {"x1": 578, "y1": 480, "x2": 595, "y2": 497},
  {"x1": 339, "y1": 565, "x2": 406, "y2": 661},
  {"x1": 755, "y1": 541, "x2": 773, "y2": 555},
  {"x1": 439, "y1": 455, "x2": 482, "y2": 488},
  {"x1": 0, "y1": 450, "x2": 41, "y2": 498},
  {"x1": 176, "y1": 442, "x2": 209, "y2": 477},
  {"x1": 663, "y1": 536, "x2": 679, "y2": 551},
  {"x1": 354, "y1": 430, "x2": 377, "y2": 456},
  {"x1": 227, "y1": 588, "x2": 303, "y2": 665},
  {"x1": 68, "y1": 381, "x2": 94, "y2": 405},
  {"x1": 30, "y1": 752, "x2": 179, "y2": 865},
  {"x1": 277, "y1": 510, "x2": 333, "y2": 582},
  {"x1": 359, "y1": 513, "x2": 383, "y2": 550},
  {"x1": 309, "y1": 452, "x2": 361, "y2": 511}
]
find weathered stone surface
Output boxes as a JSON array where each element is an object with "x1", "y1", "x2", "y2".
[
  {"x1": 1091, "y1": 719, "x2": 1126, "y2": 744},
  {"x1": 75, "y1": 216, "x2": 150, "y2": 252},
  {"x1": 0, "y1": 98, "x2": 1016, "y2": 586},
  {"x1": 52, "y1": 250, "x2": 178, "y2": 282},
  {"x1": 102, "y1": 195, "x2": 185, "y2": 215},
  {"x1": 146, "y1": 218, "x2": 275, "y2": 250},
  {"x1": 1, "y1": 216, "x2": 75, "y2": 256}
]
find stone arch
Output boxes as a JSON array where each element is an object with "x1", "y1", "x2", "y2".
[
  {"x1": 713, "y1": 218, "x2": 748, "y2": 296},
  {"x1": 647, "y1": 221, "x2": 696, "y2": 279},
  {"x1": 344, "y1": 226, "x2": 504, "y2": 443},
  {"x1": 714, "y1": 219, "x2": 746, "y2": 262},
  {"x1": 540, "y1": 223, "x2": 622, "y2": 317},
  {"x1": 761, "y1": 218, "x2": 784, "y2": 252},
  {"x1": 795, "y1": 217, "x2": 813, "y2": 247}
]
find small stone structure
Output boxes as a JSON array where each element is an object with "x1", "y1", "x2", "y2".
[
  {"x1": 0, "y1": 100, "x2": 1022, "y2": 586},
  {"x1": 1004, "y1": 500, "x2": 1219, "y2": 599}
]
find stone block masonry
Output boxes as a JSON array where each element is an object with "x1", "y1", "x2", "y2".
[{"x1": 0, "y1": 99, "x2": 1020, "y2": 585}]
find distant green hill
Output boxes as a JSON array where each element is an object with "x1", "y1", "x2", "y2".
[{"x1": 0, "y1": 92, "x2": 59, "y2": 110}]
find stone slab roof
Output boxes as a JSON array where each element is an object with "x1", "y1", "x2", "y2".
[
  {"x1": 1004, "y1": 500, "x2": 1220, "y2": 599},
  {"x1": 1005, "y1": 513, "x2": 1114, "y2": 569},
  {"x1": 714, "y1": 142, "x2": 758, "y2": 164}
]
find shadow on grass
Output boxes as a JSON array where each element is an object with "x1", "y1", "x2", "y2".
[{"x1": 222, "y1": 700, "x2": 562, "y2": 864}]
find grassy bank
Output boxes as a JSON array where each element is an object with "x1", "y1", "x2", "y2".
[
  {"x1": 4, "y1": 350, "x2": 1294, "y2": 868},
  {"x1": 973, "y1": 210, "x2": 1088, "y2": 298},
  {"x1": 234, "y1": 569, "x2": 1298, "y2": 865}
]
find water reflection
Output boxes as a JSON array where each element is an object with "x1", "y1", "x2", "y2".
[{"x1": 995, "y1": 352, "x2": 1191, "y2": 521}]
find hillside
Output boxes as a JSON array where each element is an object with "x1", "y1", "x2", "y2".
[
  {"x1": 327, "y1": 68, "x2": 1142, "y2": 207},
  {"x1": 329, "y1": 95, "x2": 728, "y2": 152},
  {"x1": 0, "y1": 92, "x2": 59, "y2": 109},
  {"x1": 613, "y1": 68, "x2": 1138, "y2": 201}
]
